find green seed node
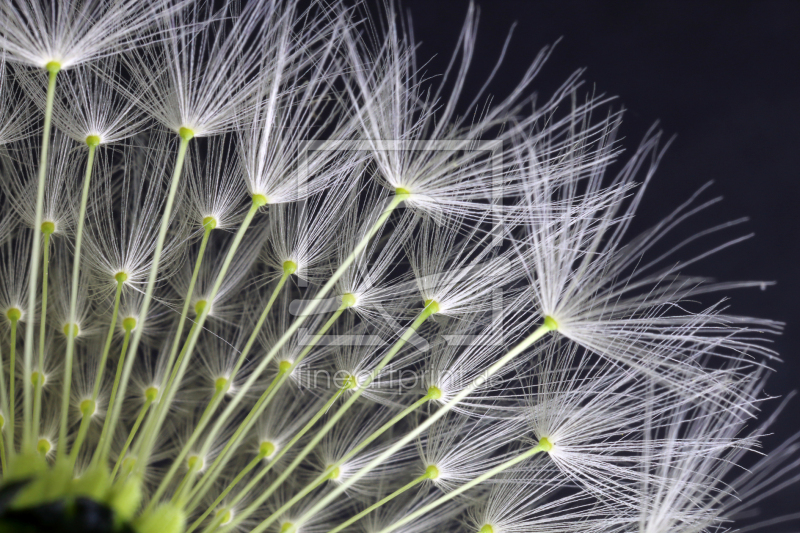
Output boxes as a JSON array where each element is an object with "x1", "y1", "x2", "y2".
[
  {"x1": 6, "y1": 307, "x2": 21, "y2": 321},
  {"x1": 202, "y1": 216, "x2": 217, "y2": 230},
  {"x1": 41, "y1": 221, "x2": 55, "y2": 234},
  {"x1": 195, "y1": 299, "x2": 207, "y2": 315},
  {"x1": 215, "y1": 376, "x2": 229, "y2": 393},
  {"x1": 178, "y1": 126, "x2": 195, "y2": 141},
  {"x1": 343, "y1": 374, "x2": 358, "y2": 390},
  {"x1": 123, "y1": 457, "x2": 137, "y2": 472},
  {"x1": 80, "y1": 399, "x2": 96, "y2": 417},
  {"x1": 543, "y1": 315, "x2": 558, "y2": 331},
  {"x1": 259, "y1": 441, "x2": 275, "y2": 458},
  {"x1": 341, "y1": 293, "x2": 357, "y2": 308},
  {"x1": 115, "y1": 271, "x2": 128, "y2": 283},
  {"x1": 216, "y1": 509, "x2": 232, "y2": 525},
  {"x1": 252, "y1": 193, "x2": 269, "y2": 207},
  {"x1": 424, "y1": 299, "x2": 440, "y2": 314},
  {"x1": 45, "y1": 60, "x2": 61, "y2": 74},
  {"x1": 538, "y1": 436, "x2": 553, "y2": 452},
  {"x1": 427, "y1": 385, "x2": 442, "y2": 400},
  {"x1": 395, "y1": 186, "x2": 411, "y2": 199},
  {"x1": 30, "y1": 371, "x2": 43, "y2": 387},
  {"x1": 479, "y1": 525, "x2": 495, "y2": 533},
  {"x1": 283, "y1": 260, "x2": 298, "y2": 275},
  {"x1": 187, "y1": 455, "x2": 203, "y2": 470},
  {"x1": 145, "y1": 386, "x2": 159, "y2": 402},
  {"x1": 37, "y1": 438, "x2": 51, "y2": 455},
  {"x1": 63, "y1": 322, "x2": 79, "y2": 338},
  {"x1": 278, "y1": 360, "x2": 292, "y2": 373},
  {"x1": 280, "y1": 522, "x2": 294, "y2": 533},
  {"x1": 425, "y1": 465, "x2": 440, "y2": 479},
  {"x1": 326, "y1": 465, "x2": 340, "y2": 480},
  {"x1": 85, "y1": 134, "x2": 101, "y2": 147},
  {"x1": 123, "y1": 317, "x2": 137, "y2": 332}
]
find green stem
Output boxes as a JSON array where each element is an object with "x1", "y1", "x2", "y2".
[
  {"x1": 374, "y1": 443, "x2": 549, "y2": 533},
  {"x1": 8, "y1": 317, "x2": 18, "y2": 454},
  {"x1": 0, "y1": 335, "x2": 9, "y2": 462},
  {"x1": 136, "y1": 198, "x2": 263, "y2": 470},
  {"x1": 144, "y1": 385, "x2": 226, "y2": 511},
  {"x1": 99, "y1": 132, "x2": 192, "y2": 461},
  {"x1": 110, "y1": 396, "x2": 154, "y2": 480},
  {"x1": 131, "y1": 319, "x2": 199, "y2": 461},
  {"x1": 23, "y1": 64, "x2": 59, "y2": 449},
  {"x1": 185, "y1": 369, "x2": 288, "y2": 528},
  {"x1": 172, "y1": 459, "x2": 202, "y2": 506},
  {"x1": 185, "y1": 193, "x2": 406, "y2": 503},
  {"x1": 223, "y1": 302, "x2": 437, "y2": 533},
  {"x1": 186, "y1": 299, "x2": 350, "y2": 518},
  {"x1": 58, "y1": 141, "x2": 97, "y2": 461},
  {"x1": 91, "y1": 279, "x2": 124, "y2": 401},
  {"x1": 199, "y1": 387, "x2": 348, "y2": 533},
  {"x1": 325, "y1": 468, "x2": 438, "y2": 533},
  {"x1": 257, "y1": 390, "x2": 438, "y2": 531},
  {"x1": 158, "y1": 223, "x2": 213, "y2": 415},
  {"x1": 0, "y1": 427, "x2": 6, "y2": 473},
  {"x1": 32, "y1": 229, "x2": 53, "y2": 439},
  {"x1": 283, "y1": 318, "x2": 558, "y2": 533},
  {"x1": 94, "y1": 320, "x2": 135, "y2": 464},
  {"x1": 68, "y1": 401, "x2": 96, "y2": 469}
]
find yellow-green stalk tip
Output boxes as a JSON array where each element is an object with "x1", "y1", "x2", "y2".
[
  {"x1": 41, "y1": 221, "x2": 55, "y2": 235},
  {"x1": 202, "y1": 216, "x2": 217, "y2": 230},
  {"x1": 283, "y1": 260, "x2": 298, "y2": 275},
  {"x1": 178, "y1": 126, "x2": 195, "y2": 141},
  {"x1": 45, "y1": 61, "x2": 61, "y2": 74},
  {"x1": 252, "y1": 193, "x2": 269, "y2": 207},
  {"x1": 6, "y1": 307, "x2": 21, "y2": 321},
  {"x1": 62, "y1": 323, "x2": 79, "y2": 338},
  {"x1": 341, "y1": 292, "x2": 357, "y2": 308}
]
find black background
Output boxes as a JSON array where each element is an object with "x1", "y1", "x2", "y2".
[{"x1": 371, "y1": 0, "x2": 800, "y2": 518}]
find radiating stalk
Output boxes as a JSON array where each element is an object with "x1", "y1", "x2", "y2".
[
  {"x1": 7, "y1": 313, "x2": 20, "y2": 454},
  {"x1": 222, "y1": 301, "x2": 438, "y2": 533},
  {"x1": 185, "y1": 297, "x2": 351, "y2": 516},
  {"x1": 374, "y1": 442, "x2": 551, "y2": 533},
  {"x1": 0, "y1": 335, "x2": 9, "y2": 463},
  {"x1": 110, "y1": 392, "x2": 155, "y2": 479},
  {"x1": 131, "y1": 319, "x2": 200, "y2": 462},
  {"x1": 144, "y1": 382, "x2": 227, "y2": 509},
  {"x1": 99, "y1": 129, "x2": 193, "y2": 459},
  {"x1": 158, "y1": 221, "x2": 214, "y2": 412},
  {"x1": 23, "y1": 63, "x2": 59, "y2": 449},
  {"x1": 68, "y1": 399, "x2": 96, "y2": 468},
  {"x1": 185, "y1": 443, "x2": 274, "y2": 533},
  {"x1": 58, "y1": 139, "x2": 98, "y2": 461},
  {"x1": 135, "y1": 196, "x2": 265, "y2": 470},
  {"x1": 198, "y1": 386, "x2": 349, "y2": 533},
  {"x1": 326, "y1": 467, "x2": 439, "y2": 533},
  {"x1": 94, "y1": 317, "x2": 136, "y2": 464},
  {"x1": 90, "y1": 278, "x2": 124, "y2": 400},
  {"x1": 0, "y1": 424, "x2": 6, "y2": 473},
  {"x1": 255, "y1": 389, "x2": 439, "y2": 533},
  {"x1": 182, "y1": 193, "x2": 406, "y2": 496},
  {"x1": 32, "y1": 227, "x2": 53, "y2": 438},
  {"x1": 281, "y1": 318, "x2": 558, "y2": 533}
]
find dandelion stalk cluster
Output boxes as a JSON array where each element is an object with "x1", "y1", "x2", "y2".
[{"x1": 0, "y1": 1, "x2": 796, "y2": 533}]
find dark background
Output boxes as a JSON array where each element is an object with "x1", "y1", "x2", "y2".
[{"x1": 375, "y1": 0, "x2": 800, "y2": 518}]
